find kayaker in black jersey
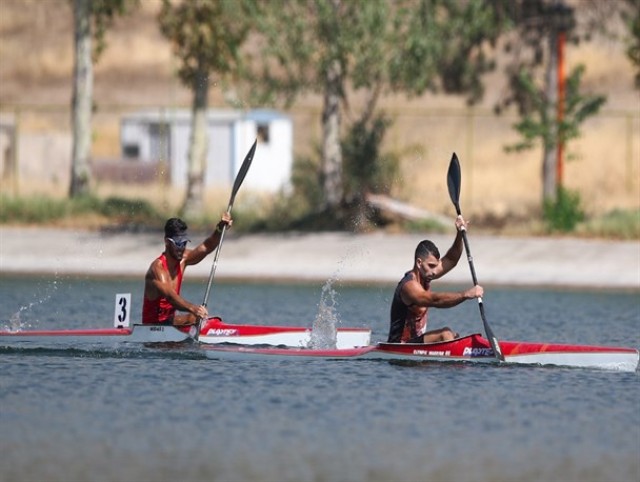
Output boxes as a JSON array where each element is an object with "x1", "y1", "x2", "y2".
[
  {"x1": 141, "y1": 213, "x2": 232, "y2": 325},
  {"x1": 387, "y1": 215, "x2": 483, "y2": 343}
]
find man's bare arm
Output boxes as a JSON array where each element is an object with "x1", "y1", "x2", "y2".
[
  {"x1": 185, "y1": 213, "x2": 232, "y2": 266},
  {"x1": 437, "y1": 216, "x2": 467, "y2": 277},
  {"x1": 402, "y1": 280, "x2": 482, "y2": 308},
  {"x1": 438, "y1": 232, "x2": 463, "y2": 277}
]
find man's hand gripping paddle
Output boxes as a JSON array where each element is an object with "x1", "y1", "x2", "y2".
[{"x1": 447, "y1": 153, "x2": 504, "y2": 361}]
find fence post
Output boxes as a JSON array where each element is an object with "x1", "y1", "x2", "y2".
[
  {"x1": 626, "y1": 113, "x2": 633, "y2": 193},
  {"x1": 11, "y1": 107, "x2": 20, "y2": 196},
  {"x1": 465, "y1": 107, "x2": 475, "y2": 206}
]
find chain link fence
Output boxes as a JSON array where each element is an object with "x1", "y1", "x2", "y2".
[{"x1": 1, "y1": 104, "x2": 638, "y2": 218}]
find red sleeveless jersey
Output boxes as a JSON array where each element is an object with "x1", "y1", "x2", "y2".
[{"x1": 141, "y1": 253, "x2": 184, "y2": 324}]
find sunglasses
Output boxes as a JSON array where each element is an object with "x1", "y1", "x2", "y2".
[{"x1": 167, "y1": 238, "x2": 189, "y2": 249}]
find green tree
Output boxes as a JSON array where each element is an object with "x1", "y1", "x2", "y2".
[
  {"x1": 621, "y1": 0, "x2": 640, "y2": 88},
  {"x1": 249, "y1": 0, "x2": 390, "y2": 212},
  {"x1": 496, "y1": 0, "x2": 608, "y2": 205},
  {"x1": 389, "y1": 0, "x2": 507, "y2": 101},
  {"x1": 505, "y1": 64, "x2": 605, "y2": 231},
  {"x1": 69, "y1": 0, "x2": 137, "y2": 198},
  {"x1": 158, "y1": 0, "x2": 252, "y2": 217},
  {"x1": 341, "y1": 112, "x2": 399, "y2": 230},
  {"x1": 249, "y1": 0, "x2": 507, "y2": 219},
  {"x1": 504, "y1": 65, "x2": 606, "y2": 157}
]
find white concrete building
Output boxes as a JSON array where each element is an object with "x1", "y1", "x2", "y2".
[{"x1": 120, "y1": 108, "x2": 292, "y2": 191}]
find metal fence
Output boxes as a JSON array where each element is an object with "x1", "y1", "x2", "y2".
[{"x1": 1, "y1": 104, "x2": 638, "y2": 217}]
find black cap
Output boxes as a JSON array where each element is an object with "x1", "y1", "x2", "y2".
[{"x1": 164, "y1": 218, "x2": 190, "y2": 243}]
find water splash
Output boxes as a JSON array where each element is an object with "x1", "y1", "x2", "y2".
[
  {"x1": 308, "y1": 241, "x2": 370, "y2": 349},
  {"x1": 4, "y1": 306, "x2": 32, "y2": 332},
  {"x1": 308, "y1": 279, "x2": 339, "y2": 349},
  {"x1": 2, "y1": 278, "x2": 59, "y2": 332}
]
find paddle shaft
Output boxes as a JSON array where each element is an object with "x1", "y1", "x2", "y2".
[
  {"x1": 201, "y1": 203, "x2": 231, "y2": 309},
  {"x1": 455, "y1": 216, "x2": 504, "y2": 361},
  {"x1": 448, "y1": 153, "x2": 504, "y2": 361},
  {"x1": 192, "y1": 139, "x2": 257, "y2": 340}
]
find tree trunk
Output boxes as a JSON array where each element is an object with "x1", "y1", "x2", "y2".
[
  {"x1": 542, "y1": 27, "x2": 559, "y2": 204},
  {"x1": 69, "y1": 0, "x2": 93, "y2": 198},
  {"x1": 181, "y1": 67, "x2": 209, "y2": 218},
  {"x1": 321, "y1": 58, "x2": 343, "y2": 210}
]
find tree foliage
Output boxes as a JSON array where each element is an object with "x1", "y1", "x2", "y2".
[
  {"x1": 505, "y1": 65, "x2": 606, "y2": 153},
  {"x1": 91, "y1": 0, "x2": 137, "y2": 60},
  {"x1": 621, "y1": 0, "x2": 640, "y2": 88},
  {"x1": 494, "y1": 0, "x2": 576, "y2": 115},
  {"x1": 246, "y1": 0, "x2": 393, "y2": 212},
  {"x1": 389, "y1": 0, "x2": 508, "y2": 102},
  {"x1": 158, "y1": 0, "x2": 253, "y2": 217},
  {"x1": 493, "y1": 0, "x2": 610, "y2": 210},
  {"x1": 158, "y1": 0, "x2": 251, "y2": 88},
  {"x1": 248, "y1": 0, "x2": 386, "y2": 104},
  {"x1": 246, "y1": 0, "x2": 508, "y2": 222},
  {"x1": 342, "y1": 113, "x2": 397, "y2": 201},
  {"x1": 249, "y1": 0, "x2": 507, "y2": 104}
]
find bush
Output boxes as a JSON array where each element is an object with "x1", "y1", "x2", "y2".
[
  {"x1": 579, "y1": 209, "x2": 640, "y2": 240},
  {"x1": 543, "y1": 187, "x2": 585, "y2": 233},
  {"x1": 0, "y1": 194, "x2": 163, "y2": 228},
  {"x1": 0, "y1": 195, "x2": 73, "y2": 223},
  {"x1": 342, "y1": 113, "x2": 399, "y2": 202},
  {"x1": 100, "y1": 196, "x2": 162, "y2": 224}
]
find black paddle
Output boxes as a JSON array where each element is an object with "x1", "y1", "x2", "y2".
[
  {"x1": 447, "y1": 153, "x2": 504, "y2": 361},
  {"x1": 192, "y1": 138, "x2": 258, "y2": 340}
]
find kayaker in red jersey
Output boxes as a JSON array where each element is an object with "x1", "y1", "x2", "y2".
[
  {"x1": 142, "y1": 213, "x2": 232, "y2": 325},
  {"x1": 387, "y1": 215, "x2": 483, "y2": 343}
]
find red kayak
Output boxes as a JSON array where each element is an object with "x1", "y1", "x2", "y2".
[
  {"x1": 373, "y1": 334, "x2": 639, "y2": 371},
  {"x1": 203, "y1": 333, "x2": 638, "y2": 372}
]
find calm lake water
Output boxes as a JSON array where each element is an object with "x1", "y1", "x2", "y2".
[{"x1": 1, "y1": 275, "x2": 638, "y2": 482}]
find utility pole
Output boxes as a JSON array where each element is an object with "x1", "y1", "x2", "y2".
[{"x1": 551, "y1": 0, "x2": 574, "y2": 193}]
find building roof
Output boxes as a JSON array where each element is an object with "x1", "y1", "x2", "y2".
[{"x1": 121, "y1": 108, "x2": 289, "y2": 124}]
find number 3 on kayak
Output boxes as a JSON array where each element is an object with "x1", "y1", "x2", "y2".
[{"x1": 114, "y1": 293, "x2": 131, "y2": 328}]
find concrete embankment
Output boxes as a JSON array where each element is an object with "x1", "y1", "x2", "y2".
[{"x1": 0, "y1": 226, "x2": 638, "y2": 290}]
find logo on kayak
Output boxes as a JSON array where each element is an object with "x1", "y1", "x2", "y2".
[
  {"x1": 463, "y1": 347, "x2": 493, "y2": 357},
  {"x1": 205, "y1": 329, "x2": 239, "y2": 336},
  {"x1": 413, "y1": 349, "x2": 451, "y2": 356}
]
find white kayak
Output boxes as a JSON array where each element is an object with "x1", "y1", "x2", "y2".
[
  {"x1": 203, "y1": 344, "x2": 377, "y2": 361},
  {"x1": 199, "y1": 317, "x2": 371, "y2": 348},
  {"x1": 0, "y1": 317, "x2": 372, "y2": 349}
]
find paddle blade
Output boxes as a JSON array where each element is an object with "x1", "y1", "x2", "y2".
[
  {"x1": 447, "y1": 153, "x2": 462, "y2": 215},
  {"x1": 229, "y1": 138, "x2": 257, "y2": 208}
]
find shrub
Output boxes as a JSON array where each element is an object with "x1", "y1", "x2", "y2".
[{"x1": 543, "y1": 187, "x2": 585, "y2": 232}]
